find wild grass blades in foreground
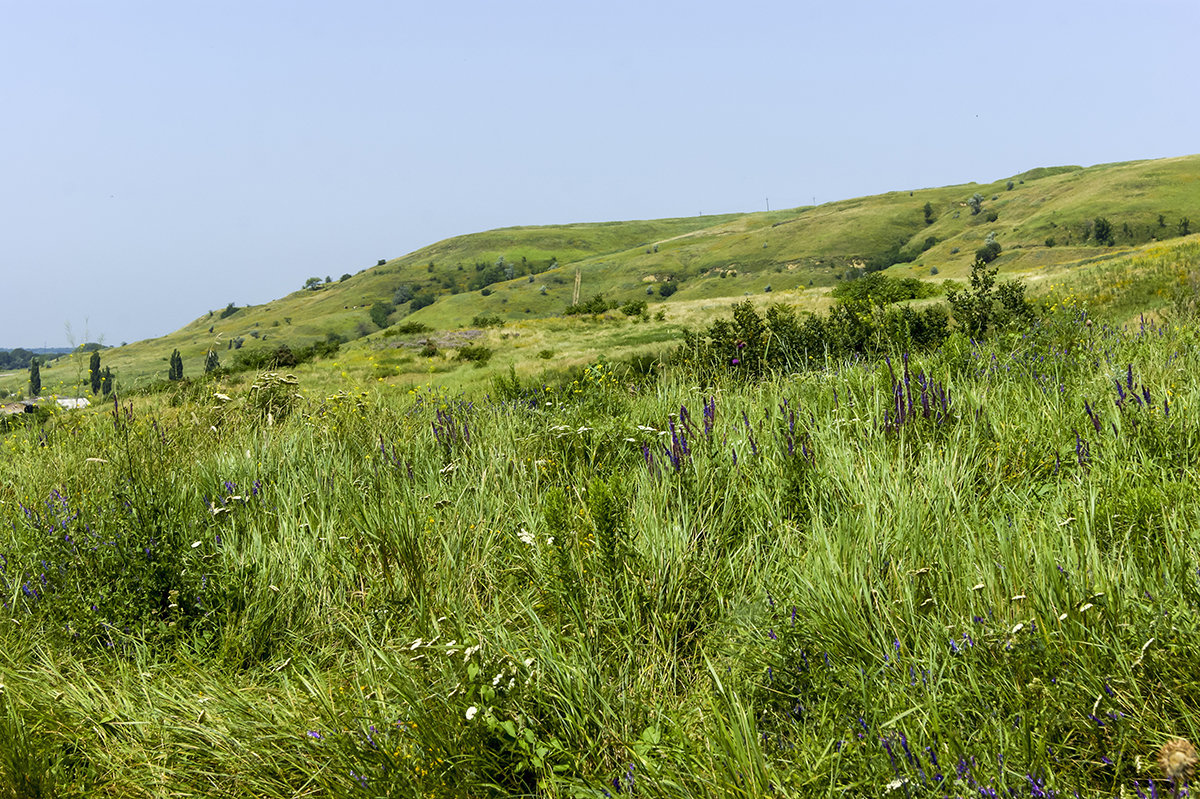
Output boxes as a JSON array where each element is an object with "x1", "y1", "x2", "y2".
[{"x1": 2, "y1": 309, "x2": 1200, "y2": 797}]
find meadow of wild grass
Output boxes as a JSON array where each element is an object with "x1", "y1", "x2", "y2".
[{"x1": 3, "y1": 287, "x2": 1200, "y2": 797}]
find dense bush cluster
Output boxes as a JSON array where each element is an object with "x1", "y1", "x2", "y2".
[
  {"x1": 565, "y1": 293, "x2": 618, "y2": 316},
  {"x1": 678, "y1": 262, "x2": 1033, "y2": 378},
  {"x1": 230, "y1": 336, "x2": 342, "y2": 372}
]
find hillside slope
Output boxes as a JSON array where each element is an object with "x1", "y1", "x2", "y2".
[{"x1": 6, "y1": 154, "x2": 1198, "y2": 396}]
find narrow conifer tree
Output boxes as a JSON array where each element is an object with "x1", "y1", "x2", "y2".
[
  {"x1": 89, "y1": 351, "x2": 102, "y2": 394},
  {"x1": 30, "y1": 359, "x2": 41, "y2": 397}
]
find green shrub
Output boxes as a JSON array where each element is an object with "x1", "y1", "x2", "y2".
[
  {"x1": 976, "y1": 237, "x2": 1002, "y2": 263},
  {"x1": 565, "y1": 294, "x2": 617, "y2": 315},
  {"x1": 410, "y1": 293, "x2": 436, "y2": 311},
  {"x1": 456, "y1": 345, "x2": 494, "y2": 365},
  {"x1": 389, "y1": 321, "x2": 430, "y2": 335},
  {"x1": 831, "y1": 272, "x2": 938, "y2": 307},
  {"x1": 946, "y1": 258, "x2": 1034, "y2": 336},
  {"x1": 369, "y1": 301, "x2": 395, "y2": 328}
]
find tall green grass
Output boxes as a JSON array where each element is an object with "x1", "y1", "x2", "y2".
[{"x1": 2, "y1": 305, "x2": 1199, "y2": 796}]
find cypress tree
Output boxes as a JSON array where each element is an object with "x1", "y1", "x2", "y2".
[
  {"x1": 29, "y1": 359, "x2": 41, "y2": 397},
  {"x1": 89, "y1": 351, "x2": 102, "y2": 394},
  {"x1": 205, "y1": 349, "x2": 220, "y2": 373},
  {"x1": 101, "y1": 367, "x2": 113, "y2": 396},
  {"x1": 168, "y1": 349, "x2": 183, "y2": 381}
]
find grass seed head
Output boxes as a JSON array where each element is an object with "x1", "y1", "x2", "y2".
[{"x1": 1158, "y1": 738, "x2": 1198, "y2": 782}]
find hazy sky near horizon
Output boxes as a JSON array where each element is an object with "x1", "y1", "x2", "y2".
[{"x1": 3, "y1": 0, "x2": 1197, "y2": 346}]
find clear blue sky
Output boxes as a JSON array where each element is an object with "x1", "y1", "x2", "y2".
[{"x1": 3, "y1": 0, "x2": 1197, "y2": 347}]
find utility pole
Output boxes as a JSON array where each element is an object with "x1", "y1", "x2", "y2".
[
  {"x1": 572, "y1": 267, "x2": 581, "y2": 306},
  {"x1": 766, "y1": 197, "x2": 770, "y2": 212}
]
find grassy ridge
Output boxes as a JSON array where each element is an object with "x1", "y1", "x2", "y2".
[{"x1": 3, "y1": 155, "x2": 1196, "y2": 399}]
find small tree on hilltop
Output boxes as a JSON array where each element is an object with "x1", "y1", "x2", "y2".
[
  {"x1": 923, "y1": 202, "x2": 935, "y2": 224},
  {"x1": 967, "y1": 193, "x2": 984, "y2": 216},
  {"x1": 1093, "y1": 217, "x2": 1114, "y2": 246},
  {"x1": 89, "y1": 350, "x2": 102, "y2": 394}
]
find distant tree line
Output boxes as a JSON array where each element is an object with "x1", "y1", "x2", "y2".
[{"x1": 0, "y1": 349, "x2": 38, "y2": 370}]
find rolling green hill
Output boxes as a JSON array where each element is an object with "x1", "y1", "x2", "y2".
[{"x1": 4, "y1": 154, "x2": 1198, "y2": 398}]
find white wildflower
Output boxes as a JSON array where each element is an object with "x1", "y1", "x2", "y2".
[
  {"x1": 465, "y1": 706, "x2": 478, "y2": 721},
  {"x1": 518, "y1": 528, "x2": 535, "y2": 546}
]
